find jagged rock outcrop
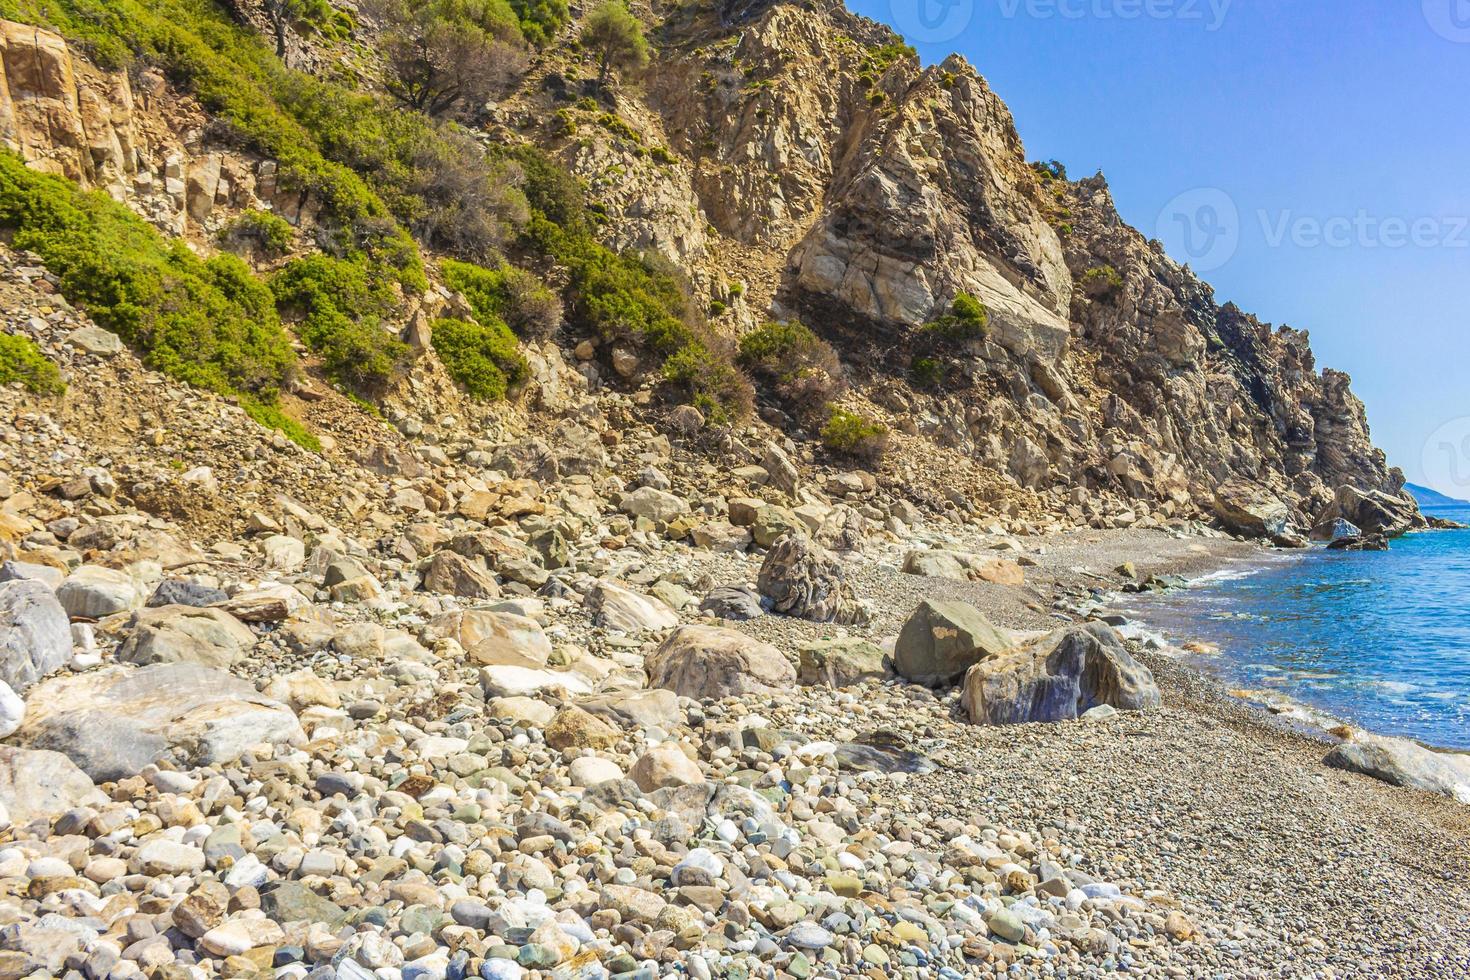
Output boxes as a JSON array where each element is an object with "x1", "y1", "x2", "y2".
[{"x1": 0, "y1": 19, "x2": 322, "y2": 241}]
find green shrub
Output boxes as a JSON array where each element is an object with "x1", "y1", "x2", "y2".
[
  {"x1": 430, "y1": 316, "x2": 527, "y2": 400},
  {"x1": 821, "y1": 407, "x2": 889, "y2": 465},
  {"x1": 596, "y1": 112, "x2": 642, "y2": 144},
  {"x1": 222, "y1": 208, "x2": 294, "y2": 257},
  {"x1": 0, "y1": 151, "x2": 297, "y2": 399},
  {"x1": 504, "y1": 144, "x2": 752, "y2": 421},
  {"x1": 442, "y1": 259, "x2": 562, "y2": 340},
  {"x1": 909, "y1": 356, "x2": 944, "y2": 389},
  {"x1": 499, "y1": 144, "x2": 590, "y2": 238},
  {"x1": 275, "y1": 77, "x2": 526, "y2": 264},
  {"x1": 1080, "y1": 264, "x2": 1124, "y2": 298},
  {"x1": 922, "y1": 292, "x2": 989, "y2": 343},
  {"x1": 240, "y1": 395, "x2": 321, "y2": 452},
  {"x1": 0, "y1": 0, "x2": 425, "y2": 290},
  {"x1": 736, "y1": 320, "x2": 844, "y2": 419},
  {"x1": 0, "y1": 333, "x2": 64, "y2": 394},
  {"x1": 373, "y1": 0, "x2": 528, "y2": 117},
  {"x1": 271, "y1": 255, "x2": 410, "y2": 396},
  {"x1": 649, "y1": 146, "x2": 676, "y2": 165}
]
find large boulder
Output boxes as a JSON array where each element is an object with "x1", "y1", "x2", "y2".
[
  {"x1": 1324, "y1": 734, "x2": 1470, "y2": 803},
  {"x1": 1325, "y1": 485, "x2": 1424, "y2": 538},
  {"x1": 478, "y1": 665, "x2": 594, "y2": 699},
  {"x1": 960, "y1": 624, "x2": 1161, "y2": 725},
  {"x1": 420, "y1": 551, "x2": 500, "y2": 599},
  {"x1": 756, "y1": 533, "x2": 871, "y2": 625},
  {"x1": 116, "y1": 604, "x2": 256, "y2": 668},
  {"x1": 586, "y1": 580, "x2": 679, "y2": 633},
  {"x1": 18, "y1": 663, "x2": 305, "y2": 781},
  {"x1": 902, "y1": 549, "x2": 1025, "y2": 586},
  {"x1": 55, "y1": 564, "x2": 141, "y2": 619},
  {"x1": 645, "y1": 625, "x2": 796, "y2": 700},
  {"x1": 698, "y1": 585, "x2": 764, "y2": 621},
  {"x1": 620, "y1": 486, "x2": 690, "y2": 524},
  {"x1": 578, "y1": 688, "x2": 682, "y2": 730},
  {"x1": 1212, "y1": 482, "x2": 1296, "y2": 541},
  {"x1": 431, "y1": 610, "x2": 552, "y2": 668},
  {"x1": 0, "y1": 746, "x2": 105, "y2": 825},
  {"x1": 0, "y1": 579, "x2": 71, "y2": 691},
  {"x1": 798, "y1": 637, "x2": 887, "y2": 688},
  {"x1": 893, "y1": 599, "x2": 1014, "y2": 687}
]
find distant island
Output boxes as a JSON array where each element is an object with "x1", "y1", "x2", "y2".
[{"x1": 1405, "y1": 482, "x2": 1470, "y2": 509}]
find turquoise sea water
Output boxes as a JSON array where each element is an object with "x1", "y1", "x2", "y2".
[{"x1": 1120, "y1": 506, "x2": 1470, "y2": 750}]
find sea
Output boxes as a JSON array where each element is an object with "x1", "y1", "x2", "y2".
[{"x1": 1117, "y1": 505, "x2": 1470, "y2": 750}]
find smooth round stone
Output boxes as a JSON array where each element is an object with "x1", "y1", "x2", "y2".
[
  {"x1": 986, "y1": 908, "x2": 1026, "y2": 943},
  {"x1": 785, "y1": 923, "x2": 834, "y2": 950}
]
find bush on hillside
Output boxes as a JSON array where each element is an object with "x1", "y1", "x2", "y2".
[
  {"x1": 371, "y1": 0, "x2": 529, "y2": 117},
  {"x1": 221, "y1": 208, "x2": 295, "y2": 257},
  {"x1": 0, "y1": 333, "x2": 65, "y2": 394},
  {"x1": 1080, "y1": 264, "x2": 1124, "y2": 299},
  {"x1": 922, "y1": 292, "x2": 989, "y2": 343},
  {"x1": 275, "y1": 77, "x2": 528, "y2": 263},
  {"x1": 582, "y1": 0, "x2": 649, "y2": 87},
  {"x1": 0, "y1": 0, "x2": 425, "y2": 290},
  {"x1": 509, "y1": 0, "x2": 570, "y2": 45},
  {"x1": 271, "y1": 255, "x2": 411, "y2": 396},
  {"x1": 430, "y1": 316, "x2": 527, "y2": 400},
  {"x1": 736, "y1": 320, "x2": 844, "y2": 420},
  {"x1": 442, "y1": 259, "x2": 562, "y2": 340},
  {"x1": 821, "y1": 407, "x2": 889, "y2": 465},
  {"x1": 909, "y1": 355, "x2": 945, "y2": 389},
  {"x1": 0, "y1": 151, "x2": 298, "y2": 399}
]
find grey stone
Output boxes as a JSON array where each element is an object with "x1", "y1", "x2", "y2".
[
  {"x1": 960, "y1": 623, "x2": 1161, "y2": 725},
  {"x1": 19, "y1": 663, "x2": 304, "y2": 781},
  {"x1": 0, "y1": 579, "x2": 71, "y2": 691}
]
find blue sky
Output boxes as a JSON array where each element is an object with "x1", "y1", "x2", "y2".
[{"x1": 848, "y1": 0, "x2": 1470, "y2": 495}]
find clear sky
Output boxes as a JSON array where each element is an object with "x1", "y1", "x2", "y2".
[{"x1": 848, "y1": 0, "x2": 1470, "y2": 496}]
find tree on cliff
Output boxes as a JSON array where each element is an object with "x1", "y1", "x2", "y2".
[
  {"x1": 582, "y1": 0, "x2": 649, "y2": 87},
  {"x1": 373, "y1": 0, "x2": 529, "y2": 117},
  {"x1": 260, "y1": 0, "x2": 336, "y2": 58}
]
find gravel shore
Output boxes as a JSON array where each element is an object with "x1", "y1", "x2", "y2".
[{"x1": 716, "y1": 525, "x2": 1470, "y2": 977}]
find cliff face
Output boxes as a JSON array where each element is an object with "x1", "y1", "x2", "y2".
[
  {"x1": 0, "y1": 20, "x2": 321, "y2": 242},
  {"x1": 626, "y1": 0, "x2": 1404, "y2": 526}
]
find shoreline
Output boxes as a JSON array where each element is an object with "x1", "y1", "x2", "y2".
[
  {"x1": 882, "y1": 524, "x2": 1470, "y2": 971},
  {"x1": 716, "y1": 521, "x2": 1470, "y2": 972}
]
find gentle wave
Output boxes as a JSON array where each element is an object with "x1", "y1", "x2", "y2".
[{"x1": 1118, "y1": 506, "x2": 1470, "y2": 750}]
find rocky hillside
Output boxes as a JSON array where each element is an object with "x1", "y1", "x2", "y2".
[{"x1": 0, "y1": 0, "x2": 1414, "y2": 539}]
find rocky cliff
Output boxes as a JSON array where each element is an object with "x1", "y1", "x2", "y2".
[{"x1": 0, "y1": 0, "x2": 1413, "y2": 537}]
